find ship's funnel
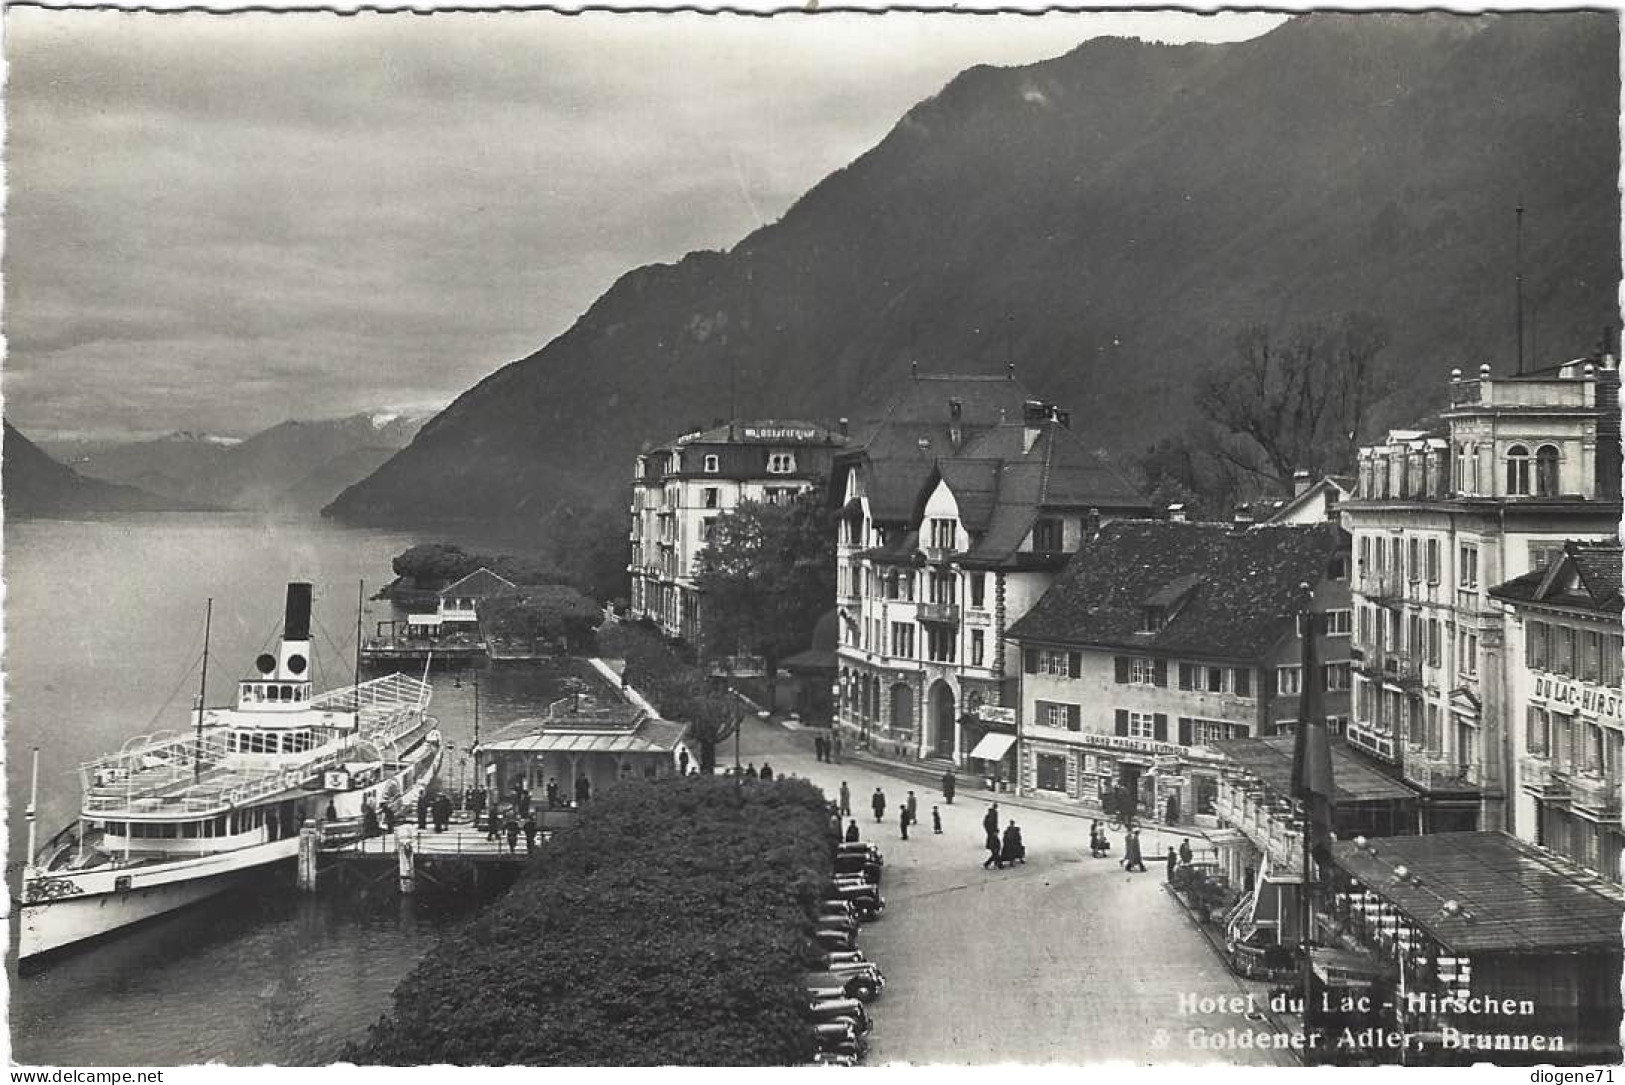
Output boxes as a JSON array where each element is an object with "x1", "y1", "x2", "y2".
[{"x1": 284, "y1": 583, "x2": 312, "y2": 642}]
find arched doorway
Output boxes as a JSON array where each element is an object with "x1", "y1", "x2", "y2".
[
  {"x1": 928, "y1": 680, "x2": 956, "y2": 758},
  {"x1": 890, "y1": 684, "x2": 914, "y2": 743}
]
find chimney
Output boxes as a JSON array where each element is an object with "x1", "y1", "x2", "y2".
[
  {"x1": 1022, "y1": 399, "x2": 1047, "y2": 454},
  {"x1": 1292, "y1": 469, "x2": 1312, "y2": 498},
  {"x1": 284, "y1": 582, "x2": 312, "y2": 641},
  {"x1": 277, "y1": 582, "x2": 314, "y2": 681},
  {"x1": 1167, "y1": 504, "x2": 1187, "y2": 523},
  {"x1": 838, "y1": 417, "x2": 849, "y2": 437},
  {"x1": 1233, "y1": 505, "x2": 1255, "y2": 529},
  {"x1": 1084, "y1": 507, "x2": 1102, "y2": 538}
]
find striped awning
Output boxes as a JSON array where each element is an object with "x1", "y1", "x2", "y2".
[{"x1": 968, "y1": 732, "x2": 1017, "y2": 761}]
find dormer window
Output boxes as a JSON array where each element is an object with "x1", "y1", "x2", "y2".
[
  {"x1": 703, "y1": 454, "x2": 720, "y2": 474},
  {"x1": 767, "y1": 452, "x2": 796, "y2": 474},
  {"x1": 1032, "y1": 518, "x2": 1063, "y2": 552},
  {"x1": 1141, "y1": 606, "x2": 1166, "y2": 633},
  {"x1": 929, "y1": 518, "x2": 956, "y2": 550}
]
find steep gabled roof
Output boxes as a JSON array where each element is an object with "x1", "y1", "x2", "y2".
[
  {"x1": 1488, "y1": 540, "x2": 1623, "y2": 613},
  {"x1": 439, "y1": 567, "x2": 519, "y2": 598},
  {"x1": 935, "y1": 458, "x2": 1002, "y2": 532},
  {"x1": 1008, "y1": 520, "x2": 1347, "y2": 660}
]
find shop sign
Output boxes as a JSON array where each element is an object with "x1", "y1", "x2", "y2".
[
  {"x1": 977, "y1": 705, "x2": 1016, "y2": 726},
  {"x1": 1532, "y1": 674, "x2": 1622, "y2": 722},
  {"x1": 1156, "y1": 775, "x2": 1188, "y2": 787},
  {"x1": 742, "y1": 426, "x2": 820, "y2": 442},
  {"x1": 1077, "y1": 732, "x2": 1186, "y2": 759}
]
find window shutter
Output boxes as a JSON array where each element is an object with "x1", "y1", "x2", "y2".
[
  {"x1": 1153, "y1": 713, "x2": 1168, "y2": 741},
  {"x1": 1115, "y1": 709, "x2": 1129, "y2": 737},
  {"x1": 1178, "y1": 717, "x2": 1193, "y2": 746},
  {"x1": 1234, "y1": 668, "x2": 1251, "y2": 697},
  {"x1": 1114, "y1": 656, "x2": 1129, "y2": 684},
  {"x1": 1066, "y1": 704, "x2": 1081, "y2": 732},
  {"x1": 1178, "y1": 663, "x2": 1194, "y2": 691},
  {"x1": 1153, "y1": 660, "x2": 1168, "y2": 688},
  {"x1": 1023, "y1": 648, "x2": 1039, "y2": 674},
  {"x1": 1067, "y1": 652, "x2": 1082, "y2": 679}
]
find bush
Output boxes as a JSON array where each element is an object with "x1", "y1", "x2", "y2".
[{"x1": 346, "y1": 776, "x2": 833, "y2": 1065}]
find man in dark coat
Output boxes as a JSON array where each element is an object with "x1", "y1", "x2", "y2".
[
  {"x1": 982, "y1": 803, "x2": 999, "y2": 840},
  {"x1": 746, "y1": 763, "x2": 759, "y2": 779},
  {"x1": 814, "y1": 735, "x2": 826, "y2": 762},
  {"x1": 839, "y1": 781, "x2": 852, "y2": 817},
  {"x1": 523, "y1": 813, "x2": 539, "y2": 855},
  {"x1": 871, "y1": 788, "x2": 887, "y2": 823},
  {"x1": 899, "y1": 805, "x2": 910, "y2": 841},
  {"x1": 905, "y1": 790, "x2": 918, "y2": 828},
  {"x1": 942, "y1": 771, "x2": 957, "y2": 804},
  {"x1": 1166, "y1": 846, "x2": 1179, "y2": 881},
  {"x1": 845, "y1": 819, "x2": 861, "y2": 843},
  {"x1": 831, "y1": 734, "x2": 842, "y2": 762},
  {"x1": 1089, "y1": 820, "x2": 1106, "y2": 858},
  {"x1": 433, "y1": 793, "x2": 453, "y2": 833},
  {"x1": 416, "y1": 792, "x2": 429, "y2": 830},
  {"x1": 517, "y1": 788, "x2": 531, "y2": 818},
  {"x1": 1002, "y1": 823, "x2": 1025, "y2": 865},
  {"x1": 546, "y1": 777, "x2": 560, "y2": 808},
  {"x1": 1179, "y1": 839, "x2": 1194, "y2": 866},
  {"x1": 678, "y1": 749, "x2": 689, "y2": 776},
  {"x1": 361, "y1": 800, "x2": 380, "y2": 839},
  {"x1": 504, "y1": 814, "x2": 520, "y2": 855},
  {"x1": 486, "y1": 803, "x2": 503, "y2": 841},
  {"x1": 575, "y1": 775, "x2": 591, "y2": 805},
  {"x1": 982, "y1": 827, "x2": 1002, "y2": 870},
  {"x1": 1123, "y1": 829, "x2": 1147, "y2": 872},
  {"x1": 761, "y1": 762, "x2": 775, "y2": 782}
]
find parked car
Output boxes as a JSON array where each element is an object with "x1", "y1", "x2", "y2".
[
  {"x1": 837, "y1": 842, "x2": 884, "y2": 864},
  {"x1": 809, "y1": 996, "x2": 872, "y2": 1036},
  {"x1": 815, "y1": 913, "x2": 859, "y2": 937},
  {"x1": 804, "y1": 967, "x2": 883, "y2": 1002},
  {"x1": 819, "y1": 899, "x2": 858, "y2": 921},
  {"x1": 815, "y1": 927, "x2": 856, "y2": 951},
  {"x1": 812, "y1": 1020, "x2": 862, "y2": 1061},
  {"x1": 826, "y1": 882, "x2": 885, "y2": 919},
  {"x1": 822, "y1": 949, "x2": 869, "y2": 968},
  {"x1": 833, "y1": 854, "x2": 882, "y2": 883},
  {"x1": 810, "y1": 1051, "x2": 859, "y2": 1067}
]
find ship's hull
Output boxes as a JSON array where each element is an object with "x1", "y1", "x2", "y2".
[
  {"x1": 19, "y1": 836, "x2": 300, "y2": 960},
  {"x1": 20, "y1": 733, "x2": 442, "y2": 962}
]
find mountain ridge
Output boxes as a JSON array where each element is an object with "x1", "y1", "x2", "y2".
[{"x1": 326, "y1": 12, "x2": 1620, "y2": 529}]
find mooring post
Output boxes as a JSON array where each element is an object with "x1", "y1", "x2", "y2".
[
  {"x1": 397, "y1": 834, "x2": 416, "y2": 894},
  {"x1": 297, "y1": 822, "x2": 321, "y2": 892}
]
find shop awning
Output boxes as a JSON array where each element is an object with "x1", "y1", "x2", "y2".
[
  {"x1": 1311, "y1": 947, "x2": 1385, "y2": 988},
  {"x1": 968, "y1": 732, "x2": 1017, "y2": 761}
]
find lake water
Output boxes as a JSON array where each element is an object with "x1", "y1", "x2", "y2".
[{"x1": 5, "y1": 512, "x2": 579, "y2": 1065}]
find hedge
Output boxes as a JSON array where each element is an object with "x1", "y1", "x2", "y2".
[{"x1": 345, "y1": 775, "x2": 834, "y2": 1065}]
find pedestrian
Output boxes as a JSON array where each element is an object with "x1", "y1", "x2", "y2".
[
  {"x1": 942, "y1": 770, "x2": 957, "y2": 805},
  {"x1": 982, "y1": 827, "x2": 1003, "y2": 870},
  {"x1": 575, "y1": 775, "x2": 591, "y2": 805},
  {"x1": 1089, "y1": 820, "x2": 1104, "y2": 858},
  {"x1": 761, "y1": 762, "x2": 774, "y2": 782},
  {"x1": 678, "y1": 749, "x2": 689, "y2": 776},
  {"x1": 1166, "y1": 846, "x2": 1179, "y2": 881},
  {"x1": 905, "y1": 790, "x2": 918, "y2": 827},
  {"x1": 829, "y1": 812, "x2": 843, "y2": 839},
  {"x1": 814, "y1": 735, "x2": 826, "y2": 762},
  {"x1": 416, "y1": 792, "x2": 429, "y2": 830},
  {"x1": 845, "y1": 819, "x2": 861, "y2": 843},
  {"x1": 899, "y1": 805, "x2": 910, "y2": 841},
  {"x1": 982, "y1": 803, "x2": 999, "y2": 840},
  {"x1": 832, "y1": 733, "x2": 843, "y2": 762},
  {"x1": 839, "y1": 781, "x2": 852, "y2": 817},
  {"x1": 523, "y1": 813, "x2": 538, "y2": 855},
  {"x1": 379, "y1": 803, "x2": 395, "y2": 834},
  {"x1": 746, "y1": 763, "x2": 759, "y2": 780},
  {"x1": 871, "y1": 788, "x2": 887, "y2": 823},
  {"x1": 324, "y1": 798, "x2": 338, "y2": 822},
  {"x1": 433, "y1": 793, "x2": 453, "y2": 833},
  {"x1": 1123, "y1": 829, "x2": 1146, "y2": 872},
  {"x1": 504, "y1": 814, "x2": 520, "y2": 855},
  {"x1": 517, "y1": 788, "x2": 531, "y2": 818},
  {"x1": 932, "y1": 806, "x2": 942, "y2": 835},
  {"x1": 361, "y1": 800, "x2": 380, "y2": 839},
  {"x1": 1002, "y1": 822, "x2": 1025, "y2": 865},
  {"x1": 1179, "y1": 838, "x2": 1193, "y2": 866},
  {"x1": 546, "y1": 777, "x2": 560, "y2": 809},
  {"x1": 486, "y1": 803, "x2": 503, "y2": 841}
]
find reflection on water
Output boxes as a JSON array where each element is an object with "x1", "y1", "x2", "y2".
[{"x1": 6, "y1": 513, "x2": 577, "y2": 1065}]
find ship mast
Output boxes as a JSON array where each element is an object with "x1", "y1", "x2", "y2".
[
  {"x1": 25, "y1": 747, "x2": 39, "y2": 870},
  {"x1": 194, "y1": 597, "x2": 213, "y2": 781},
  {"x1": 355, "y1": 580, "x2": 365, "y2": 731}
]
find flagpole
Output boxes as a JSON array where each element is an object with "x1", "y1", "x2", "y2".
[{"x1": 1295, "y1": 588, "x2": 1318, "y2": 1065}]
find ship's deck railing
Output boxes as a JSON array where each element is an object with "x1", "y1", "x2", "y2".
[
  {"x1": 81, "y1": 742, "x2": 360, "y2": 817},
  {"x1": 311, "y1": 673, "x2": 432, "y2": 718}
]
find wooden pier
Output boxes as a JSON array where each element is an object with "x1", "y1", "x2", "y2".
[{"x1": 299, "y1": 818, "x2": 565, "y2": 895}]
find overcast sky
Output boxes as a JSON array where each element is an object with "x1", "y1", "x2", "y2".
[{"x1": 3, "y1": 9, "x2": 1285, "y2": 442}]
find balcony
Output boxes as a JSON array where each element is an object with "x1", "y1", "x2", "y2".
[
  {"x1": 1517, "y1": 755, "x2": 1570, "y2": 800},
  {"x1": 921, "y1": 546, "x2": 955, "y2": 563},
  {"x1": 1401, "y1": 748, "x2": 1480, "y2": 793},
  {"x1": 1568, "y1": 772, "x2": 1622, "y2": 821},
  {"x1": 917, "y1": 601, "x2": 960, "y2": 625}
]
